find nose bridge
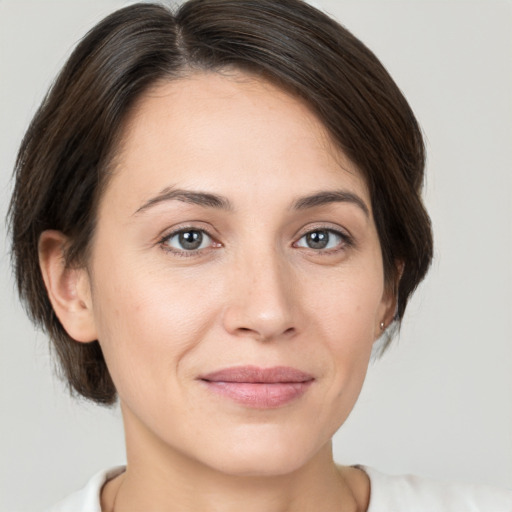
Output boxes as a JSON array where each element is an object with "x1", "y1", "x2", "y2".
[{"x1": 223, "y1": 241, "x2": 297, "y2": 340}]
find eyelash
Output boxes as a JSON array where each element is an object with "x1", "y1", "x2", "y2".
[
  {"x1": 158, "y1": 226, "x2": 353, "y2": 257},
  {"x1": 159, "y1": 227, "x2": 219, "y2": 258},
  {"x1": 293, "y1": 227, "x2": 354, "y2": 254}
]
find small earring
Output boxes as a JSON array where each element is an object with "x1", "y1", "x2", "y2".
[{"x1": 379, "y1": 321, "x2": 385, "y2": 331}]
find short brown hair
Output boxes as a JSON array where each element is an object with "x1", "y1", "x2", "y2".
[{"x1": 9, "y1": 0, "x2": 433, "y2": 405}]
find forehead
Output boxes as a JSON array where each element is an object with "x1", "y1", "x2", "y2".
[{"x1": 104, "y1": 71, "x2": 369, "y2": 212}]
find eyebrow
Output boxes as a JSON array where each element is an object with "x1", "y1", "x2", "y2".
[
  {"x1": 134, "y1": 187, "x2": 369, "y2": 217},
  {"x1": 292, "y1": 190, "x2": 370, "y2": 217},
  {"x1": 134, "y1": 187, "x2": 233, "y2": 215}
]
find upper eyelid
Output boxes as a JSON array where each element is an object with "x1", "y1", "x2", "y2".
[
  {"x1": 164, "y1": 228, "x2": 213, "y2": 240},
  {"x1": 298, "y1": 227, "x2": 346, "y2": 238},
  {"x1": 159, "y1": 223, "x2": 218, "y2": 242},
  {"x1": 295, "y1": 223, "x2": 352, "y2": 239},
  {"x1": 295, "y1": 229, "x2": 348, "y2": 241}
]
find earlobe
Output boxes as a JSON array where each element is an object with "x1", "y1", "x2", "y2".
[
  {"x1": 381, "y1": 289, "x2": 398, "y2": 332},
  {"x1": 375, "y1": 296, "x2": 396, "y2": 340},
  {"x1": 375, "y1": 262, "x2": 402, "y2": 339},
  {"x1": 38, "y1": 230, "x2": 97, "y2": 343}
]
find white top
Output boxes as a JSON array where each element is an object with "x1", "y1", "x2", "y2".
[{"x1": 45, "y1": 465, "x2": 512, "y2": 512}]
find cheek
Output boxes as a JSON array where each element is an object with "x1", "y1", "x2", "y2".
[
  {"x1": 312, "y1": 310, "x2": 375, "y2": 439},
  {"x1": 300, "y1": 262, "x2": 384, "y2": 413},
  {"x1": 304, "y1": 260, "x2": 385, "y2": 345},
  {"x1": 89, "y1": 260, "x2": 222, "y2": 400}
]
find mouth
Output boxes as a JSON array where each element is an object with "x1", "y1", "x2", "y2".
[{"x1": 198, "y1": 366, "x2": 314, "y2": 409}]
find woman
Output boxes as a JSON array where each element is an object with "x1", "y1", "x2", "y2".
[{"x1": 7, "y1": 1, "x2": 512, "y2": 511}]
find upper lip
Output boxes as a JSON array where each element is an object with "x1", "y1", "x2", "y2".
[{"x1": 199, "y1": 365, "x2": 314, "y2": 383}]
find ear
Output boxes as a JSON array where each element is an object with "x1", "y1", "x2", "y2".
[
  {"x1": 375, "y1": 260, "x2": 403, "y2": 339},
  {"x1": 38, "y1": 230, "x2": 97, "y2": 343}
]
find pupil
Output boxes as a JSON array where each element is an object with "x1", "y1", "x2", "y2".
[
  {"x1": 179, "y1": 230, "x2": 202, "y2": 250},
  {"x1": 307, "y1": 230, "x2": 329, "y2": 249}
]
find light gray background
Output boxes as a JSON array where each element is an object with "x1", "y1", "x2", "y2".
[{"x1": 1, "y1": 1, "x2": 511, "y2": 510}]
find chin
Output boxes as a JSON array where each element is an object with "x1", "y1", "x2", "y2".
[
  {"x1": 197, "y1": 425, "x2": 326, "y2": 478},
  {"x1": 211, "y1": 452, "x2": 310, "y2": 478}
]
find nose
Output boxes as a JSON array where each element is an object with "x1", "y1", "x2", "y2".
[{"x1": 222, "y1": 249, "x2": 299, "y2": 342}]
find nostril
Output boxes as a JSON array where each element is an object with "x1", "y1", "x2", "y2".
[{"x1": 233, "y1": 325, "x2": 296, "y2": 340}]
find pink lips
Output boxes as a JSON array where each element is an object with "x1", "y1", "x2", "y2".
[{"x1": 199, "y1": 366, "x2": 314, "y2": 408}]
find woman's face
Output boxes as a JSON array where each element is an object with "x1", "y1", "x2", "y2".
[{"x1": 83, "y1": 71, "x2": 393, "y2": 476}]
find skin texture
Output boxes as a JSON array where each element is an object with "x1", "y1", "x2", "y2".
[{"x1": 39, "y1": 71, "x2": 395, "y2": 511}]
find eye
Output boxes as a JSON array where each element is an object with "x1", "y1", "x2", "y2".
[
  {"x1": 295, "y1": 229, "x2": 348, "y2": 251},
  {"x1": 162, "y1": 229, "x2": 214, "y2": 252}
]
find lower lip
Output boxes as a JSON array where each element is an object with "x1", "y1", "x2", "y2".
[{"x1": 201, "y1": 381, "x2": 313, "y2": 408}]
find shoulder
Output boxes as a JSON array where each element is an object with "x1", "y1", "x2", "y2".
[
  {"x1": 44, "y1": 466, "x2": 126, "y2": 512},
  {"x1": 361, "y1": 466, "x2": 512, "y2": 512}
]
